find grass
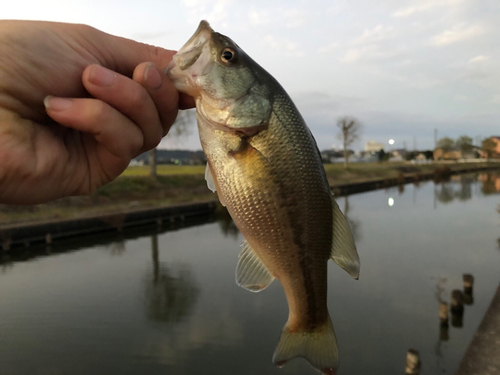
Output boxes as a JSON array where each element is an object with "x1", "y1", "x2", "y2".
[
  {"x1": 1, "y1": 161, "x2": 498, "y2": 226},
  {"x1": 122, "y1": 165, "x2": 205, "y2": 176}
]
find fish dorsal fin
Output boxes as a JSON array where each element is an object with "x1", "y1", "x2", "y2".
[
  {"x1": 331, "y1": 196, "x2": 360, "y2": 280},
  {"x1": 236, "y1": 240, "x2": 275, "y2": 292},
  {"x1": 205, "y1": 163, "x2": 217, "y2": 192}
]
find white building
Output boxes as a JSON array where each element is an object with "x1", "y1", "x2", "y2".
[{"x1": 365, "y1": 140, "x2": 385, "y2": 152}]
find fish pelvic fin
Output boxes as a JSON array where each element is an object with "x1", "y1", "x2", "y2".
[
  {"x1": 330, "y1": 196, "x2": 360, "y2": 279},
  {"x1": 236, "y1": 240, "x2": 275, "y2": 292},
  {"x1": 273, "y1": 318, "x2": 339, "y2": 375}
]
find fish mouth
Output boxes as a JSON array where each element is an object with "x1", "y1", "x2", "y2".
[{"x1": 166, "y1": 20, "x2": 214, "y2": 94}]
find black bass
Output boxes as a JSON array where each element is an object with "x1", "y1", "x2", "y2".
[{"x1": 166, "y1": 21, "x2": 360, "y2": 375}]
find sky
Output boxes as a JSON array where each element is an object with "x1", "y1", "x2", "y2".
[{"x1": 4, "y1": 0, "x2": 500, "y2": 151}]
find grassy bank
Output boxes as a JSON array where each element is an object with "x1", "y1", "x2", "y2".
[{"x1": 1, "y1": 161, "x2": 498, "y2": 226}]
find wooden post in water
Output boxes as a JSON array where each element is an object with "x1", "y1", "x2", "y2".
[
  {"x1": 439, "y1": 302, "x2": 449, "y2": 341},
  {"x1": 463, "y1": 274, "x2": 474, "y2": 305},
  {"x1": 405, "y1": 349, "x2": 421, "y2": 374},
  {"x1": 439, "y1": 302, "x2": 449, "y2": 326},
  {"x1": 451, "y1": 290, "x2": 464, "y2": 327}
]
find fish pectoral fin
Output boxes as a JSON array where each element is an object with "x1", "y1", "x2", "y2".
[
  {"x1": 330, "y1": 196, "x2": 360, "y2": 280},
  {"x1": 205, "y1": 163, "x2": 227, "y2": 206},
  {"x1": 205, "y1": 163, "x2": 217, "y2": 192},
  {"x1": 236, "y1": 240, "x2": 275, "y2": 292},
  {"x1": 273, "y1": 318, "x2": 339, "y2": 375}
]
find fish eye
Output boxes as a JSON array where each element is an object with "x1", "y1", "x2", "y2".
[{"x1": 221, "y1": 48, "x2": 237, "y2": 63}]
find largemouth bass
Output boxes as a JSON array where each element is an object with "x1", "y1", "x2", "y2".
[{"x1": 166, "y1": 21, "x2": 360, "y2": 375}]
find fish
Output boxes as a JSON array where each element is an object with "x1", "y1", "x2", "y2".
[{"x1": 166, "y1": 21, "x2": 360, "y2": 375}]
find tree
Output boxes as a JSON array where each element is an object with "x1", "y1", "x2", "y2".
[
  {"x1": 377, "y1": 149, "x2": 389, "y2": 162},
  {"x1": 482, "y1": 138, "x2": 497, "y2": 158},
  {"x1": 423, "y1": 150, "x2": 434, "y2": 160},
  {"x1": 436, "y1": 137, "x2": 455, "y2": 151},
  {"x1": 456, "y1": 135, "x2": 473, "y2": 153},
  {"x1": 148, "y1": 109, "x2": 196, "y2": 178},
  {"x1": 336, "y1": 116, "x2": 362, "y2": 169}
]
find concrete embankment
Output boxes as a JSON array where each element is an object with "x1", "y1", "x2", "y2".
[
  {"x1": 1, "y1": 201, "x2": 217, "y2": 251},
  {"x1": 455, "y1": 284, "x2": 500, "y2": 375}
]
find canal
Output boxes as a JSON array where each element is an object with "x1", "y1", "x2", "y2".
[{"x1": 1, "y1": 172, "x2": 499, "y2": 375}]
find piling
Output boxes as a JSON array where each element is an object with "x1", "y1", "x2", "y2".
[
  {"x1": 451, "y1": 289, "x2": 465, "y2": 327},
  {"x1": 463, "y1": 274, "x2": 474, "y2": 305},
  {"x1": 439, "y1": 302, "x2": 449, "y2": 326},
  {"x1": 405, "y1": 349, "x2": 421, "y2": 374}
]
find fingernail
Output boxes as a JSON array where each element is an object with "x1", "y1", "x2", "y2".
[
  {"x1": 44, "y1": 96, "x2": 73, "y2": 111},
  {"x1": 144, "y1": 63, "x2": 163, "y2": 89},
  {"x1": 89, "y1": 65, "x2": 116, "y2": 86}
]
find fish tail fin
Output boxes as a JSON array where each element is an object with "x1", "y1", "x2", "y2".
[{"x1": 272, "y1": 317, "x2": 339, "y2": 375}]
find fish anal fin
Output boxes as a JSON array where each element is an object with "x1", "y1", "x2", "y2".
[
  {"x1": 273, "y1": 318, "x2": 339, "y2": 375},
  {"x1": 331, "y1": 196, "x2": 360, "y2": 280},
  {"x1": 236, "y1": 240, "x2": 275, "y2": 292}
]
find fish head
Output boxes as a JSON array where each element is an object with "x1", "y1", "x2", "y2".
[{"x1": 166, "y1": 21, "x2": 271, "y2": 134}]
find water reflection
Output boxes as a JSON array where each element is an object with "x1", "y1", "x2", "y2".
[
  {"x1": 107, "y1": 239, "x2": 126, "y2": 256},
  {"x1": 144, "y1": 234, "x2": 199, "y2": 323},
  {"x1": 479, "y1": 172, "x2": 500, "y2": 195},
  {"x1": 435, "y1": 179, "x2": 471, "y2": 204},
  {"x1": 216, "y1": 206, "x2": 240, "y2": 239},
  {"x1": 344, "y1": 196, "x2": 361, "y2": 241}
]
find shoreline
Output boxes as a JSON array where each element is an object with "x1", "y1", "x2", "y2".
[
  {"x1": 1, "y1": 162, "x2": 499, "y2": 250},
  {"x1": 455, "y1": 284, "x2": 500, "y2": 375}
]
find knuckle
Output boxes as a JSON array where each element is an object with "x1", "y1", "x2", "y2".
[
  {"x1": 129, "y1": 86, "x2": 150, "y2": 109},
  {"x1": 86, "y1": 99, "x2": 109, "y2": 122}
]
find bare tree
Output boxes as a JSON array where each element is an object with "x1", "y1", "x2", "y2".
[
  {"x1": 148, "y1": 109, "x2": 196, "y2": 178},
  {"x1": 337, "y1": 116, "x2": 362, "y2": 169}
]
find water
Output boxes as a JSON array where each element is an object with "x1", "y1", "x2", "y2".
[{"x1": 1, "y1": 173, "x2": 499, "y2": 375}]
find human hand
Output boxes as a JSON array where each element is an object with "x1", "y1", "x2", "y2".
[{"x1": 0, "y1": 20, "x2": 194, "y2": 205}]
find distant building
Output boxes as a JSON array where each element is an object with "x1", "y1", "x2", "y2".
[
  {"x1": 389, "y1": 149, "x2": 408, "y2": 159},
  {"x1": 320, "y1": 149, "x2": 344, "y2": 163},
  {"x1": 433, "y1": 146, "x2": 481, "y2": 160},
  {"x1": 365, "y1": 140, "x2": 384, "y2": 152},
  {"x1": 133, "y1": 149, "x2": 206, "y2": 165},
  {"x1": 485, "y1": 136, "x2": 500, "y2": 157}
]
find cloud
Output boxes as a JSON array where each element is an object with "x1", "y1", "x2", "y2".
[
  {"x1": 183, "y1": 0, "x2": 232, "y2": 27},
  {"x1": 340, "y1": 45, "x2": 398, "y2": 64},
  {"x1": 393, "y1": 0, "x2": 463, "y2": 18},
  {"x1": 247, "y1": 6, "x2": 307, "y2": 29},
  {"x1": 353, "y1": 25, "x2": 395, "y2": 45},
  {"x1": 283, "y1": 8, "x2": 306, "y2": 28},
  {"x1": 431, "y1": 25, "x2": 485, "y2": 46},
  {"x1": 263, "y1": 35, "x2": 302, "y2": 56},
  {"x1": 491, "y1": 95, "x2": 500, "y2": 104},
  {"x1": 468, "y1": 55, "x2": 489, "y2": 64},
  {"x1": 393, "y1": 3, "x2": 434, "y2": 17},
  {"x1": 454, "y1": 94, "x2": 468, "y2": 101},
  {"x1": 248, "y1": 9, "x2": 270, "y2": 25},
  {"x1": 318, "y1": 41, "x2": 340, "y2": 54}
]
